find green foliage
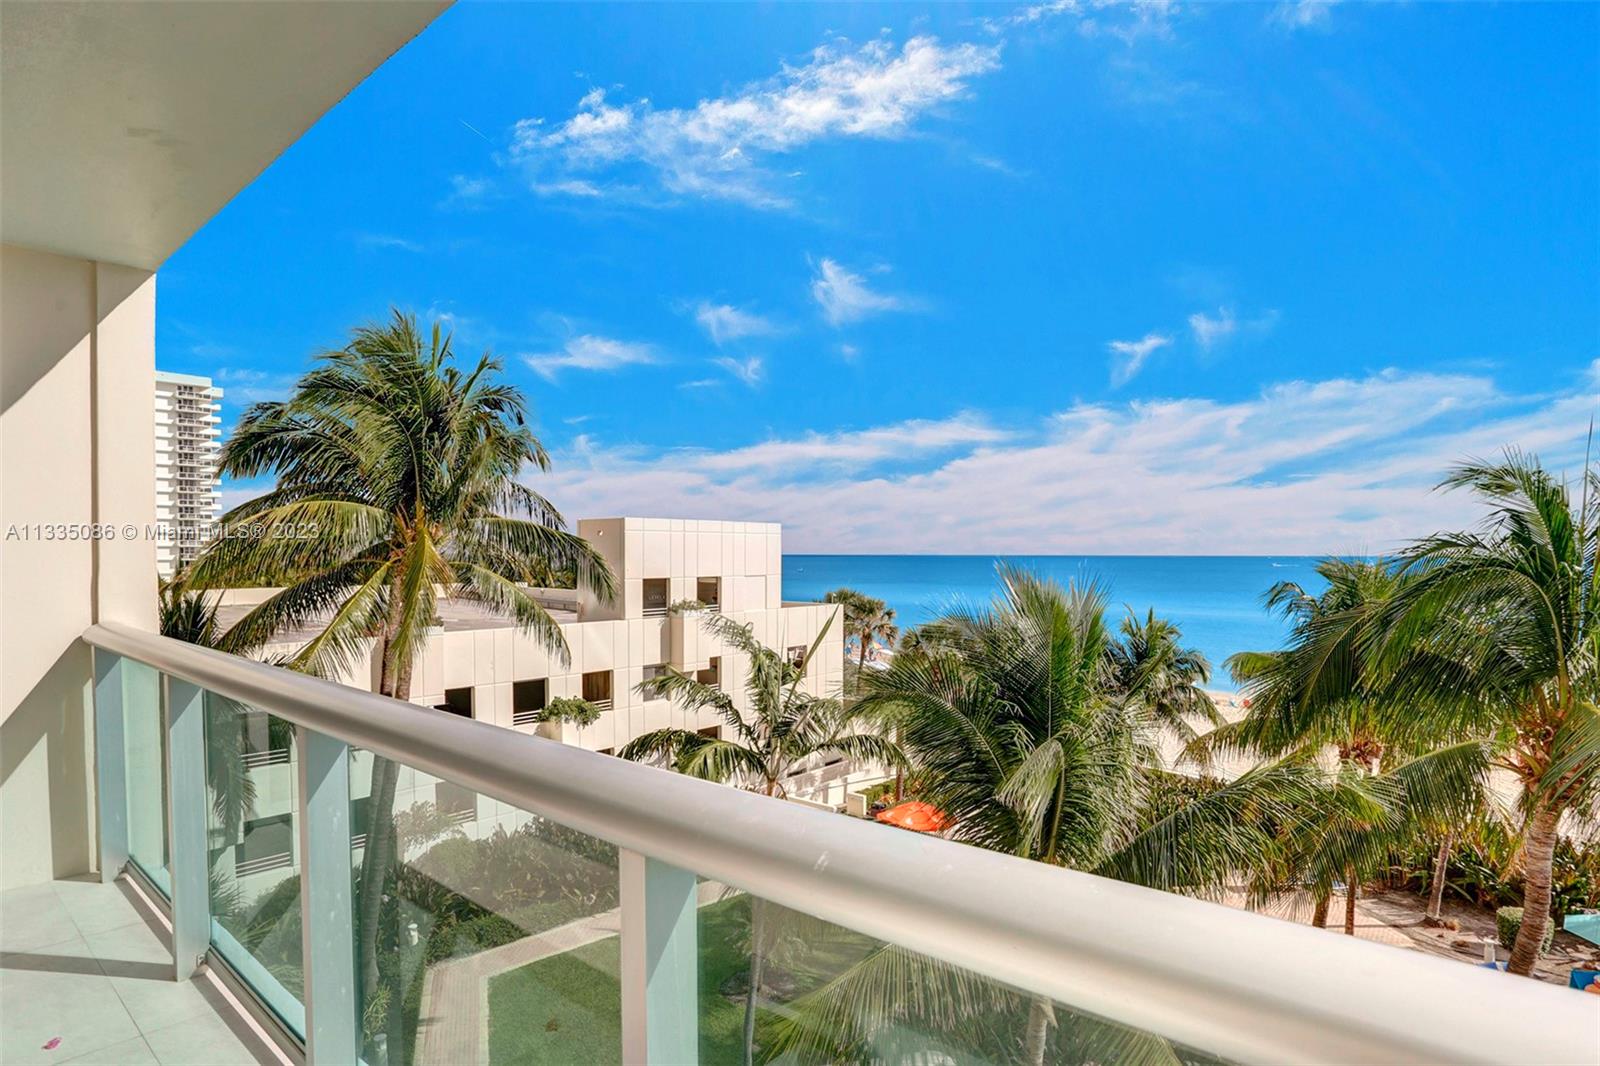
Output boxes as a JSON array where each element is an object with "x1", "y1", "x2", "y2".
[
  {"x1": 620, "y1": 610, "x2": 902, "y2": 795},
  {"x1": 538, "y1": 696, "x2": 602, "y2": 728},
  {"x1": 668, "y1": 598, "x2": 706, "y2": 613},
  {"x1": 1496, "y1": 907, "x2": 1554, "y2": 954}
]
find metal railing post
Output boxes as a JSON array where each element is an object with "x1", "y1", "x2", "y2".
[
  {"x1": 164, "y1": 676, "x2": 211, "y2": 981},
  {"x1": 296, "y1": 725, "x2": 358, "y2": 1065},
  {"x1": 92, "y1": 648, "x2": 129, "y2": 882},
  {"x1": 619, "y1": 849, "x2": 698, "y2": 1065}
]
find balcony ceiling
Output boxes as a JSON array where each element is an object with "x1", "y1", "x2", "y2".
[{"x1": 0, "y1": 0, "x2": 447, "y2": 270}]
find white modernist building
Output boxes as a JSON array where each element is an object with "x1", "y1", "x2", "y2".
[
  {"x1": 154, "y1": 370, "x2": 222, "y2": 576},
  {"x1": 210, "y1": 518, "x2": 853, "y2": 882}
]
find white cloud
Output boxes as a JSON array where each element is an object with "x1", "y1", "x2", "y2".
[
  {"x1": 527, "y1": 368, "x2": 1596, "y2": 554},
  {"x1": 213, "y1": 367, "x2": 296, "y2": 405},
  {"x1": 524, "y1": 335, "x2": 655, "y2": 379},
  {"x1": 1107, "y1": 332, "x2": 1172, "y2": 385},
  {"x1": 695, "y1": 303, "x2": 775, "y2": 345},
  {"x1": 713, "y1": 355, "x2": 765, "y2": 387},
  {"x1": 355, "y1": 233, "x2": 423, "y2": 253},
  {"x1": 1188, "y1": 307, "x2": 1237, "y2": 350},
  {"x1": 510, "y1": 35, "x2": 1001, "y2": 207},
  {"x1": 811, "y1": 259, "x2": 907, "y2": 326},
  {"x1": 1271, "y1": 0, "x2": 1337, "y2": 30},
  {"x1": 442, "y1": 174, "x2": 493, "y2": 209},
  {"x1": 984, "y1": 0, "x2": 1178, "y2": 43}
]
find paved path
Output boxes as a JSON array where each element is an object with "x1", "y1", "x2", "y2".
[{"x1": 414, "y1": 881, "x2": 726, "y2": 1066}]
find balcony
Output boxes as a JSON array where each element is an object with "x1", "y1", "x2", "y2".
[{"x1": 52, "y1": 621, "x2": 1594, "y2": 1066}]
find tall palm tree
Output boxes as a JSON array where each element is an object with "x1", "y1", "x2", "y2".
[
  {"x1": 184, "y1": 309, "x2": 613, "y2": 1055},
  {"x1": 1222, "y1": 559, "x2": 1489, "y2": 934},
  {"x1": 857, "y1": 567, "x2": 1157, "y2": 1063},
  {"x1": 844, "y1": 569, "x2": 1351, "y2": 1064},
  {"x1": 620, "y1": 610, "x2": 903, "y2": 1066},
  {"x1": 1109, "y1": 607, "x2": 1223, "y2": 756},
  {"x1": 1370, "y1": 452, "x2": 1600, "y2": 975},
  {"x1": 823, "y1": 587, "x2": 899, "y2": 674}
]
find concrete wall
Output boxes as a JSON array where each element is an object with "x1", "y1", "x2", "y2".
[{"x1": 0, "y1": 243, "x2": 157, "y2": 889}]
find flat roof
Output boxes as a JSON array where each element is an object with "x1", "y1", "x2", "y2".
[{"x1": 219, "y1": 595, "x2": 580, "y2": 648}]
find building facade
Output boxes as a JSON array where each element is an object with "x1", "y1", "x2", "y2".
[
  {"x1": 212, "y1": 518, "x2": 854, "y2": 887},
  {"x1": 154, "y1": 370, "x2": 223, "y2": 577}
]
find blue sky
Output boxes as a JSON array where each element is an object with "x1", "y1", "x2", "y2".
[{"x1": 158, "y1": 0, "x2": 1599, "y2": 553}]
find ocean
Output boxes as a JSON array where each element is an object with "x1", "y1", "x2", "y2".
[{"x1": 782, "y1": 555, "x2": 1323, "y2": 688}]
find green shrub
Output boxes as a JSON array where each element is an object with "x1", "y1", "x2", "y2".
[
  {"x1": 1496, "y1": 906, "x2": 1554, "y2": 954},
  {"x1": 539, "y1": 696, "x2": 602, "y2": 728}
]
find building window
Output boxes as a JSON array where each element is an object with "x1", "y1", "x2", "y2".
[
  {"x1": 696, "y1": 655, "x2": 721, "y2": 689},
  {"x1": 786, "y1": 645, "x2": 807, "y2": 671},
  {"x1": 435, "y1": 687, "x2": 473, "y2": 718},
  {"x1": 597, "y1": 747, "x2": 615, "y2": 757},
  {"x1": 697, "y1": 725, "x2": 721, "y2": 740},
  {"x1": 697, "y1": 577, "x2": 721, "y2": 612},
  {"x1": 435, "y1": 781, "x2": 476, "y2": 825},
  {"x1": 643, "y1": 578, "x2": 670, "y2": 618},
  {"x1": 583, "y1": 670, "x2": 613, "y2": 711},
  {"x1": 235, "y1": 813, "x2": 293, "y2": 877},
  {"x1": 512, "y1": 679, "x2": 548, "y2": 727},
  {"x1": 642, "y1": 663, "x2": 669, "y2": 698}
]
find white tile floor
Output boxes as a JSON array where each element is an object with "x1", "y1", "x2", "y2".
[{"x1": 1, "y1": 875, "x2": 279, "y2": 1065}]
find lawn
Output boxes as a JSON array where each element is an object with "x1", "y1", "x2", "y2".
[{"x1": 486, "y1": 895, "x2": 879, "y2": 1064}]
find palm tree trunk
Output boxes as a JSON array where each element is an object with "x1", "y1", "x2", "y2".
[
  {"x1": 1022, "y1": 994, "x2": 1056, "y2": 1066},
  {"x1": 1343, "y1": 868, "x2": 1358, "y2": 936},
  {"x1": 1424, "y1": 833, "x2": 1453, "y2": 926},
  {"x1": 743, "y1": 896, "x2": 766, "y2": 1066},
  {"x1": 357, "y1": 627, "x2": 412, "y2": 1056},
  {"x1": 1311, "y1": 888, "x2": 1330, "y2": 928},
  {"x1": 1507, "y1": 806, "x2": 1560, "y2": 976}
]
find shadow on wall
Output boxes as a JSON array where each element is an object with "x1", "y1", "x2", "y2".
[{"x1": 0, "y1": 643, "x2": 94, "y2": 888}]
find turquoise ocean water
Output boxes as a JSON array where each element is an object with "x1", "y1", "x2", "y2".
[{"x1": 782, "y1": 555, "x2": 1324, "y2": 690}]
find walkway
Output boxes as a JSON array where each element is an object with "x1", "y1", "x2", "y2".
[{"x1": 414, "y1": 880, "x2": 725, "y2": 1066}]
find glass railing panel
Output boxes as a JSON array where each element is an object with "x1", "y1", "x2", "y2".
[
  {"x1": 122, "y1": 657, "x2": 169, "y2": 895},
  {"x1": 348, "y1": 748, "x2": 621, "y2": 1066},
  {"x1": 698, "y1": 889, "x2": 1232, "y2": 1066},
  {"x1": 203, "y1": 691, "x2": 305, "y2": 1037}
]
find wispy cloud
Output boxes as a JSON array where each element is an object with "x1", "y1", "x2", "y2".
[
  {"x1": 1271, "y1": 0, "x2": 1338, "y2": 31},
  {"x1": 525, "y1": 334, "x2": 655, "y2": 379},
  {"x1": 713, "y1": 355, "x2": 765, "y2": 388},
  {"x1": 213, "y1": 367, "x2": 297, "y2": 405},
  {"x1": 509, "y1": 35, "x2": 1001, "y2": 208},
  {"x1": 694, "y1": 302, "x2": 776, "y2": 345},
  {"x1": 983, "y1": 0, "x2": 1178, "y2": 43},
  {"x1": 1108, "y1": 332, "x2": 1172, "y2": 385},
  {"x1": 811, "y1": 259, "x2": 908, "y2": 326},
  {"x1": 355, "y1": 233, "x2": 423, "y2": 253},
  {"x1": 1188, "y1": 306, "x2": 1278, "y2": 351},
  {"x1": 1188, "y1": 307, "x2": 1237, "y2": 350},
  {"x1": 530, "y1": 368, "x2": 1596, "y2": 554},
  {"x1": 441, "y1": 174, "x2": 493, "y2": 209}
]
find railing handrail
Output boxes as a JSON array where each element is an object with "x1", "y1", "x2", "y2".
[{"x1": 82, "y1": 621, "x2": 1598, "y2": 1066}]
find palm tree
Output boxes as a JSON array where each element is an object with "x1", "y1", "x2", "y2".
[
  {"x1": 807, "y1": 567, "x2": 1386, "y2": 1064},
  {"x1": 1221, "y1": 559, "x2": 1489, "y2": 934},
  {"x1": 857, "y1": 567, "x2": 1158, "y2": 1063},
  {"x1": 1369, "y1": 452, "x2": 1600, "y2": 975},
  {"x1": 620, "y1": 609, "x2": 902, "y2": 1066},
  {"x1": 823, "y1": 587, "x2": 898, "y2": 674},
  {"x1": 183, "y1": 309, "x2": 613, "y2": 1056},
  {"x1": 1109, "y1": 607, "x2": 1224, "y2": 756}
]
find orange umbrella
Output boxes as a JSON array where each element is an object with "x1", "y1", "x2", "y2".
[{"x1": 875, "y1": 801, "x2": 950, "y2": 833}]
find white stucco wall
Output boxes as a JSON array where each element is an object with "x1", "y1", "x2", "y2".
[{"x1": 0, "y1": 243, "x2": 157, "y2": 889}]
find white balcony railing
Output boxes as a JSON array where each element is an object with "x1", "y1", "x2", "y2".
[{"x1": 81, "y1": 621, "x2": 1597, "y2": 1066}]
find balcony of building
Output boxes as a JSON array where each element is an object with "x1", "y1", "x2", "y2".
[
  {"x1": 4, "y1": 4, "x2": 1598, "y2": 1065},
  {"x1": 11, "y1": 622, "x2": 1587, "y2": 1066}
]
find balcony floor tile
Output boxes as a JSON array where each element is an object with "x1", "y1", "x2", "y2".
[{"x1": 0, "y1": 877, "x2": 277, "y2": 1066}]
